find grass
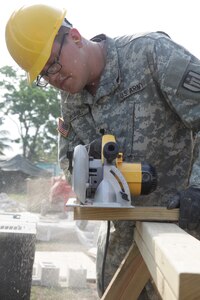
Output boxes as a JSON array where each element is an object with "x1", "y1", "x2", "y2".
[{"x1": 8, "y1": 193, "x2": 27, "y2": 204}]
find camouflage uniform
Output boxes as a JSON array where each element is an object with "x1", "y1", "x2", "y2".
[{"x1": 59, "y1": 32, "x2": 200, "y2": 298}]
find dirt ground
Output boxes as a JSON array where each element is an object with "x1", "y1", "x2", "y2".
[
  {"x1": 3, "y1": 193, "x2": 100, "y2": 300},
  {"x1": 31, "y1": 282, "x2": 99, "y2": 300},
  {"x1": 30, "y1": 231, "x2": 99, "y2": 300}
]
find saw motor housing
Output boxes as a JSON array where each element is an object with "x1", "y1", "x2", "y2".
[{"x1": 72, "y1": 135, "x2": 157, "y2": 207}]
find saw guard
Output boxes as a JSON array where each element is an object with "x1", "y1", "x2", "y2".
[
  {"x1": 93, "y1": 165, "x2": 132, "y2": 207},
  {"x1": 72, "y1": 145, "x2": 89, "y2": 204}
]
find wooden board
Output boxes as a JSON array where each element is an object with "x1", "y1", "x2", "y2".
[
  {"x1": 134, "y1": 229, "x2": 176, "y2": 300},
  {"x1": 101, "y1": 244, "x2": 150, "y2": 300},
  {"x1": 73, "y1": 206, "x2": 179, "y2": 221},
  {"x1": 135, "y1": 222, "x2": 200, "y2": 300}
]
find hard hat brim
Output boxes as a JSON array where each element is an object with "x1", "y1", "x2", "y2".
[{"x1": 27, "y1": 8, "x2": 67, "y2": 85}]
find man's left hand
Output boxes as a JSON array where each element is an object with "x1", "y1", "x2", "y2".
[
  {"x1": 85, "y1": 137, "x2": 102, "y2": 159},
  {"x1": 167, "y1": 186, "x2": 200, "y2": 230}
]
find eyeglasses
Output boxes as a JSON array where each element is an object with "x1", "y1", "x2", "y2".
[{"x1": 36, "y1": 33, "x2": 68, "y2": 87}]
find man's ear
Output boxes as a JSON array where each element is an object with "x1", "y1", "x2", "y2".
[{"x1": 69, "y1": 28, "x2": 82, "y2": 46}]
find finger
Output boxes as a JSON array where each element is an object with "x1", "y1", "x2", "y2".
[
  {"x1": 188, "y1": 203, "x2": 200, "y2": 231},
  {"x1": 167, "y1": 195, "x2": 180, "y2": 209}
]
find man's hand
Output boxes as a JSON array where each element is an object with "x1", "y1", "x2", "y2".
[
  {"x1": 167, "y1": 187, "x2": 200, "y2": 230},
  {"x1": 86, "y1": 137, "x2": 102, "y2": 159}
]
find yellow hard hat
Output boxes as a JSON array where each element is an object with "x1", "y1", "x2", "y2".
[{"x1": 5, "y1": 4, "x2": 66, "y2": 84}]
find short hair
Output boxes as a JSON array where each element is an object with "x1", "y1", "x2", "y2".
[{"x1": 55, "y1": 18, "x2": 72, "y2": 43}]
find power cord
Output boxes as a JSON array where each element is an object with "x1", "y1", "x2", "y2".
[{"x1": 101, "y1": 220, "x2": 111, "y2": 294}]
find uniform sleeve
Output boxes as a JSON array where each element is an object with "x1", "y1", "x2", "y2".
[
  {"x1": 151, "y1": 35, "x2": 200, "y2": 131},
  {"x1": 151, "y1": 35, "x2": 200, "y2": 188},
  {"x1": 58, "y1": 93, "x2": 82, "y2": 182},
  {"x1": 189, "y1": 132, "x2": 200, "y2": 187},
  {"x1": 58, "y1": 131, "x2": 80, "y2": 183}
]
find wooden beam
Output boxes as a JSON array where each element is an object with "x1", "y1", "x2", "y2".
[
  {"x1": 101, "y1": 244, "x2": 150, "y2": 300},
  {"x1": 135, "y1": 222, "x2": 200, "y2": 300},
  {"x1": 73, "y1": 206, "x2": 179, "y2": 221},
  {"x1": 134, "y1": 228, "x2": 176, "y2": 300}
]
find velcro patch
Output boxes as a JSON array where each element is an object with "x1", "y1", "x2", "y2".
[
  {"x1": 57, "y1": 117, "x2": 69, "y2": 138},
  {"x1": 182, "y1": 71, "x2": 200, "y2": 92}
]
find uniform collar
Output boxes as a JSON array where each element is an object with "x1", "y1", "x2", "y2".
[{"x1": 93, "y1": 34, "x2": 120, "y2": 103}]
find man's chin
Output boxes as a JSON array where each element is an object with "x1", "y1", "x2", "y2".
[
  {"x1": 61, "y1": 87, "x2": 78, "y2": 94},
  {"x1": 63, "y1": 84, "x2": 84, "y2": 94}
]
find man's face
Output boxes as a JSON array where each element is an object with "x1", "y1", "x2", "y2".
[{"x1": 39, "y1": 28, "x2": 90, "y2": 94}]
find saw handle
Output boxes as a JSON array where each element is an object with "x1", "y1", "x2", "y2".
[{"x1": 103, "y1": 142, "x2": 119, "y2": 163}]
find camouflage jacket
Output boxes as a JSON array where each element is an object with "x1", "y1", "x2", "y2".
[{"x1": 59, "y1": 31, "x2": 200, "y2": 206}]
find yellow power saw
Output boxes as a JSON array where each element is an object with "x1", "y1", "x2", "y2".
[{"x1": 72, "y1": 134, "x2": 157, "y2": 207}]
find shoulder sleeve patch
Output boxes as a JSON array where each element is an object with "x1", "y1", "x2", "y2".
[
  {"x1": 57, "y1": 117, "x2": 69, "y2": 138},
  {"x1": 183, "y1": 71, "x2": 200, "y2": 92}
]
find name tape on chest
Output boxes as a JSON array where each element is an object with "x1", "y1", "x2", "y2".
[{"x1": 120, "y1": 82, "x2": 144, "y2": 101}]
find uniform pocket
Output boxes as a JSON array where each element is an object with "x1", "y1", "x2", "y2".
[{"x1": 70, "y1": 107, "x2": 99, "y2": 144}]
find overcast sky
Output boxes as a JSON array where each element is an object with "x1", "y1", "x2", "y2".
[
  {"x1": 1, "y1": 0, "x2": 200, "y2": 68},
  {"x1": 1, "y1": 0, "x2": 200, "y2": 155}
]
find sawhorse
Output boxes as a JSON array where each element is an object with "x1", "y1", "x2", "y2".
[{"x1": 74, "y1": 206, "x2": 200, "y2": 299}]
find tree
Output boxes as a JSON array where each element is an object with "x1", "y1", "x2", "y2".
[
  {"x1": 0, "y1": 66, "x2": 61, "y2": 161},
  {"x1": 0, "y1": 127, "x2": 12, "y2": 156}
]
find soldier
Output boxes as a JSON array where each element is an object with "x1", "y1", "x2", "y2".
[{"x1": 5, "y1": 4, "x2": 200, "y2": 299}]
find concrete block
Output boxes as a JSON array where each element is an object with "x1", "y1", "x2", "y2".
[
  {"x1": 32, "y1": 264, "x2": 37, "y2": 277},
  {"x1": 66, "y1": 267, "x2": 87, "y2": 288},
  {"x1": 36, "y1": 224, "x2": 51, "y2": 241},
  {"x1": 39, "y1": 261, "x2": 60, "y2": 287}
]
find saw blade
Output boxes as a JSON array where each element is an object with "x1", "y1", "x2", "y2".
[{"x1": 72, "y1": 145, "x2": 89, "y2": 204}]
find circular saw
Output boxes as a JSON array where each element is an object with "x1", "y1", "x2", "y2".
[{"x1": 72, "y1": 135, "x2": 157, "y2": 207}]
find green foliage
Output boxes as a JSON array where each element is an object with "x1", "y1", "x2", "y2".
[{"x1": 0, "y1": 66, "x2": 61, "y2": 161}]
